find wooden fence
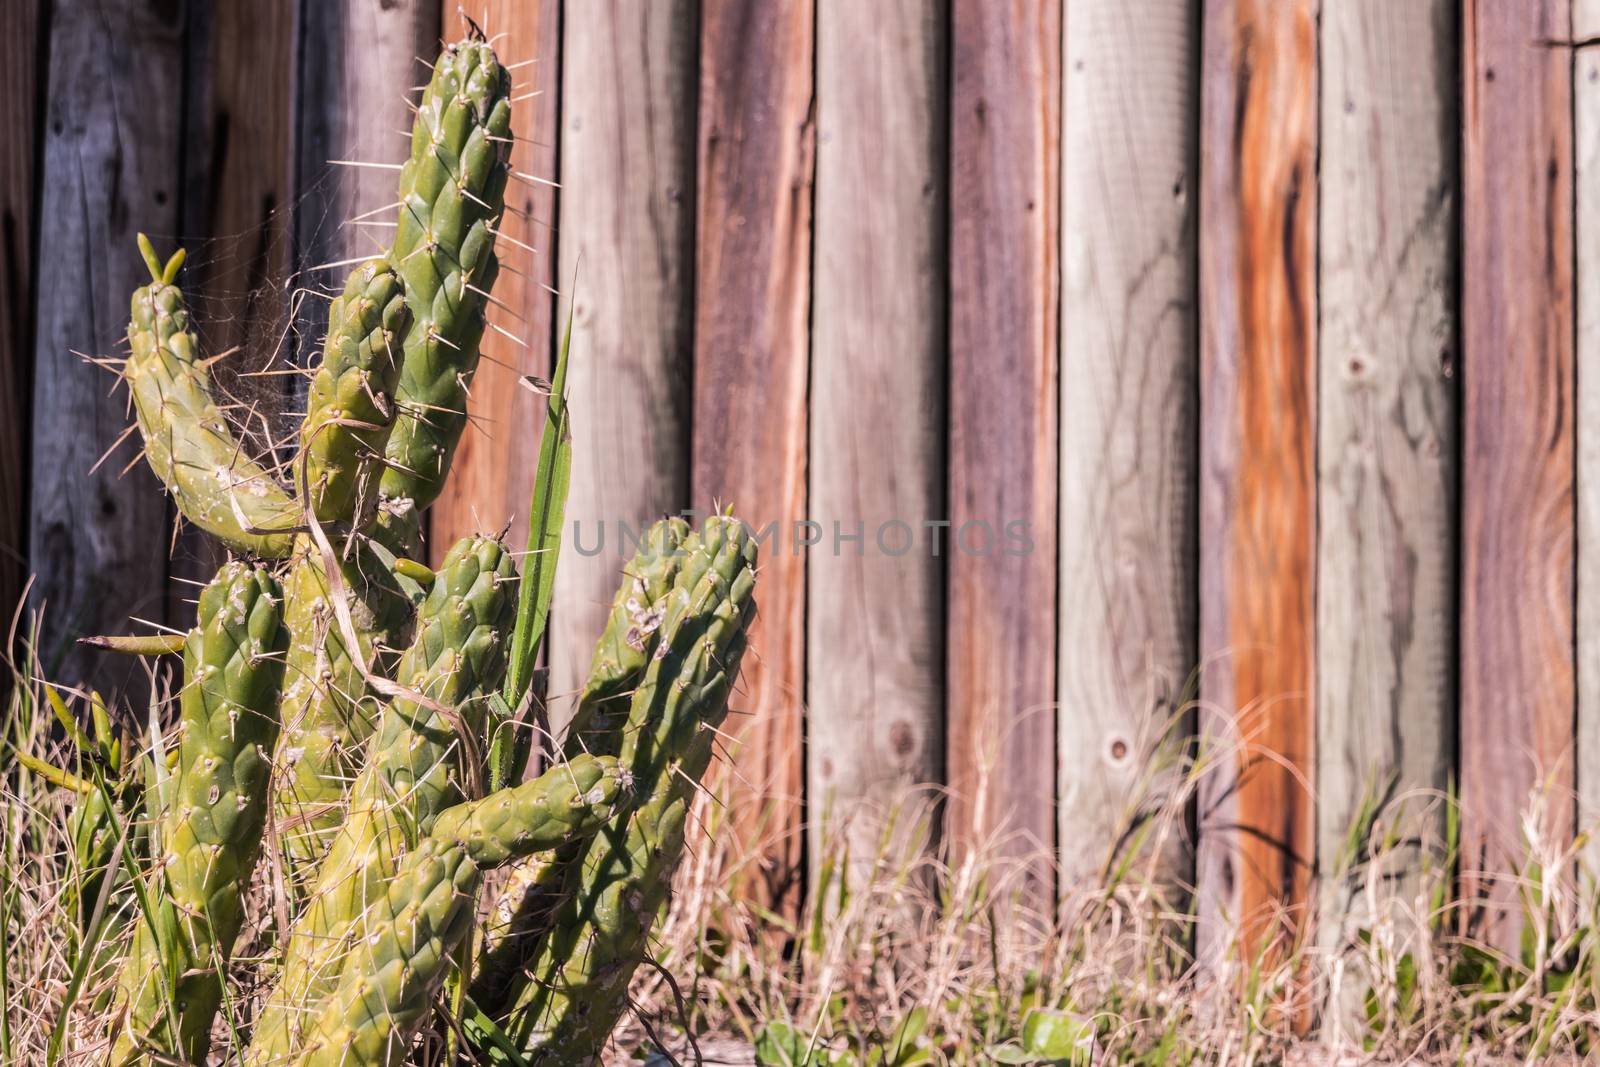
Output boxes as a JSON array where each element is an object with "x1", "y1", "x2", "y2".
[{"x1": 0, "y1": 0, "x2": 1592, "y2": 952}]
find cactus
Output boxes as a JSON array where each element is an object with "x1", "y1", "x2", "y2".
[
  {"x1": 379, "y1": 36, "x2": 512, "y2": 508},
  {"x1": 108, "y1": 561, "x2": 290, "y2": 1065},
  {"x1": 39, "y1": 27, "x2": 760, "y2": 1067}
]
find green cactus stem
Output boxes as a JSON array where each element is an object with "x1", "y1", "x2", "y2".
[
  {"x1": 271, "y1": 509, "x2": 421, "y2": 888},
  {"x1": 108, "y1": 561, "x2": 289, "y2": 1065},
  {"x1": 291, "y1": 838, "x2": 480, "y2": 1067},
  {"x1": 247, "y1": 535, "x2": 517, "y2": 1063},
  {"x1": 500, "y1": 517, "x2": 758, "y2": 1059},
  {"x1": 299, "y1": 258, "x2": 411, "y2": 525},
  {"x1": 378, "y1": 38, "x2": 512, "y2": 508},
  {"x1": 125, "y1": 234, "x2": 299, "y2": 556},
  {"x1": 430, "y1": 753, "x2": 629, "y2": 869}
]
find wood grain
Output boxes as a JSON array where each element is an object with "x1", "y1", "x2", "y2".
[
  {"x1": 692, "y1": 0, "x2": 814, "y2": 913},
  {"x1": 1196, "y1": 0, "x2": 1318, "y2": 963},
  {"x1": 27, "y1": 1, "x2": 183, "y2": 691},
  {"x1": 0, "y1": 0, "x2": 42, "y2": 641},
  {"x1": 1460, "y1": 0, "x2": 1575, "y2": 950},
  {"x1": 809, "y1": 0, "x2": 946, "y2": 880},
  {"x1": 1575, "y1": 0, "x2": 1600, "y2": 875},
  {"x1": 947, "y1": 0, "x2": 1059, "y2": 897},
  {"x1": 549, "y1": 0, "x2": 697, "y2": 737},
  {"x1": 293, "y1": 0, "x2": 441, "y2": 411},
  {"x1": 171, "y1": 0, "x2": 298, "y2": 609},
  {"x1": 430, "y1": 0, "x2": 562, "y2": 557},
  {"x1": 1315, "y1": 1, "x2": 1457, "y2": 979},
  {"x1": 1056, "y1": 0, "x2": 1196, "y2": 901}
]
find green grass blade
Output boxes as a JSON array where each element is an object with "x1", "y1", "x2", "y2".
[{"x1": 496, "y1": 297, "x2": 575, "y2": 784}]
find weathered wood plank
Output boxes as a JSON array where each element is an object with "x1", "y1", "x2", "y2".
[
  {"x1": 1315, "y1": 0, "x2": 1457, "y2": 985},
  {"x1": 1196, "y1": 0, "x2": 1318, "y2": 963},
  {"x1": 171, "y1": 0, "x2": 298, "y2": 608},
  {"x1": 1056, "y1": 0, "x2": 1195, "y2": 901},
  {"x1": 1579, "y1": 0, "x2": 1600, "y2": 876},
  {"x1": 430, "y1": 0, "x2": 561, "y2": 557},
  {"x1": 809, "y1": 0, "x2": 946, "y2": 879},
  {"x1": 692, "y1": 0, "x2": 814, "y2": 913},
  {"x1": 28, "y1": 1, "x2": 183, "y2": 690},
  {"x1": 1460, "y1": 0, "x2": 1575, "y2": 950},
  {"x1": 549, "y1": 1, "x2": 697, "y2": 737},
  {"x1": 0, "y1": 0, "x2": 43, "y2": 640},
  {"x1": 293, "y1": 0, "x2": 441, "y2": 403},
  {"x1": 947, "y1": 0, "x2": 1059, "y2": 896}
]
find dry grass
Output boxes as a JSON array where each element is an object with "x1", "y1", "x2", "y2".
[{"x1": 3, "y1": 615, "x2": 1600, "y2": 1065}]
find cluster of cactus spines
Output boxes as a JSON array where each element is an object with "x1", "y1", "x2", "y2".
[
  {"x1": 380, "y1": 37, "x2": 511, "y2": 509},
  {"x1": 109, "y1": 562, "x2": 289, "y2": 1065},
  {"x1": 59, "y1": 27, "x2": 759, "y2": 1066},
  {"x1": 125, "y1": 236, "x2": 299, "y2": 556}
]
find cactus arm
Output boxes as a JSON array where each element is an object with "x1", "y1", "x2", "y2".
[
  {"x1": 290, "y1": 839, "x2": 481, "y2": 1067},
  {"x1": 108, "y1": 561, "x2": 290, "y2": 1064},
  {"x1": 430, "y1": 753, "x2": 629, "y2": 869},
  {"x1": 378, "y1": 39, "x2": 512, "y2": 508},
  {"x1": 124, "y1": 237, "x2": 298, "y2": 556},
  {"x1": 247, "y1": 535, "x2": 517, "y2": 1063},
  {"x1": 272, "y1": 518, "x2": 420, "y2": 887},
  {"x1": 502, "y1": 517, "x2": 757, "y2": 1059},
  {"x1": 299, "y1": 259, "x2": 411, "y2": 524}
]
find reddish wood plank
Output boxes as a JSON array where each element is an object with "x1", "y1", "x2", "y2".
[
  {"x1": 1460, "y1": 0, "x2": 1575, "y2": 950},
  {"x1": 692, "y1": 0, "x2": 814, "y2": 913},
  {"x1": 809, "y1": 0, "x2": 946, "y2": 888},
  {"x1": 431, "y1": 0, "x2": 562, "y2": 556},
  {"x1": 947, "y1": 0, "x2": 1060, "y2": 895},
  {"x1": 28, "y1": 1, "x2": 182, "y2": 691},
  {"x1": 1196, "y1": 0, "x2": 1318, "y2": 963},
  {"x1": 0, "y1": 0, "x2": 42, "y2": 641}
]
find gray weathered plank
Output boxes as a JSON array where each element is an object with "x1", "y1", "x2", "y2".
[
  {"x1": 549, "y1": 0, "x2": 697, "y2": 736},
  {"x1": 1460, "y1": 0, "x2": 1575, "y2": 951},
  {"x1": 431, "y1": 0, "x2": 562, "y2": 556},
  {"x1": 1056, "y1": 0, "x2": 1196, "y2": 902},
  {"x1": 1196, "y1": 0, "x2": 1319, "y2": 965},
  {"x1": 28, "y1": 1, "x2": 183, "y2": 690},
  {"x1": 1575, "y1": 0, "x2": 1600, "y2": 875},
  {"x1": 692, "y1": 0, "x2": 814, "y2": 914},
  {"x1": 293, "y1": 0, "x2": 441, "y2": 391},
  {"x1": 1315, "y1": 0, "x2": 1457, "y2": 990},
  {"x1": 171, "y1": 0, "x2": 299, "y2": 610},
  {"x1": 0, "y1": 0, "x2": 43, "y2": 640},
  {"x1": 946, "y1": 0, "x2": 1059, "y2": 898},
  {"x1": 809, "y1": 0, "x2": 946, "y2": 880}
]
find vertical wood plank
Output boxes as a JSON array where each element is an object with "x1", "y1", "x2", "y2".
[
  {"x1": 947, "y1": 0, "x2": 1060, "y2": 893},
  {"x1": 1196, "y1": 0, "x2": 1318, "y2": 961},
  {"x1": 1315, "y1": 0, "x2": 1457, "y2": 972},
  {"x1": 28, "y1": 1, "x2": 182, "y2": 688},
  {"x1": 1461, "y1": 0, "x2": 1575, "y2": 949},
  {"x1": 294, "y1": 0, "x2": 441, "y2": 397},
  {"x1": 693, "y1": 0, "x2": 814, "y2": 911},
  {"x1": 430, "y1": 0, "x2": 562, "y2": 556},
  {"x1": 1578, "y1": 0, "x2": 1600, "y2": 874},
  {"x1": 0, "y1": 0, "x2": 43, "y2": 638},
  {"x1": 810, "y1": 0, "x2": 946, "y2": 877},
  {"x1": 171, "y1": 0, "x2": 299, "y2": 605},
  {"x1": 550, "y1": 1, "x2": 697, "y2": 735},
  {"x1": 1056, "y1": 0, "x2": 1197, "y2": 898}
]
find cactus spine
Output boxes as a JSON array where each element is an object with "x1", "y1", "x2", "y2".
[{"x1": 47, "y1": 27, "x2": 762, "y2": 1067}]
